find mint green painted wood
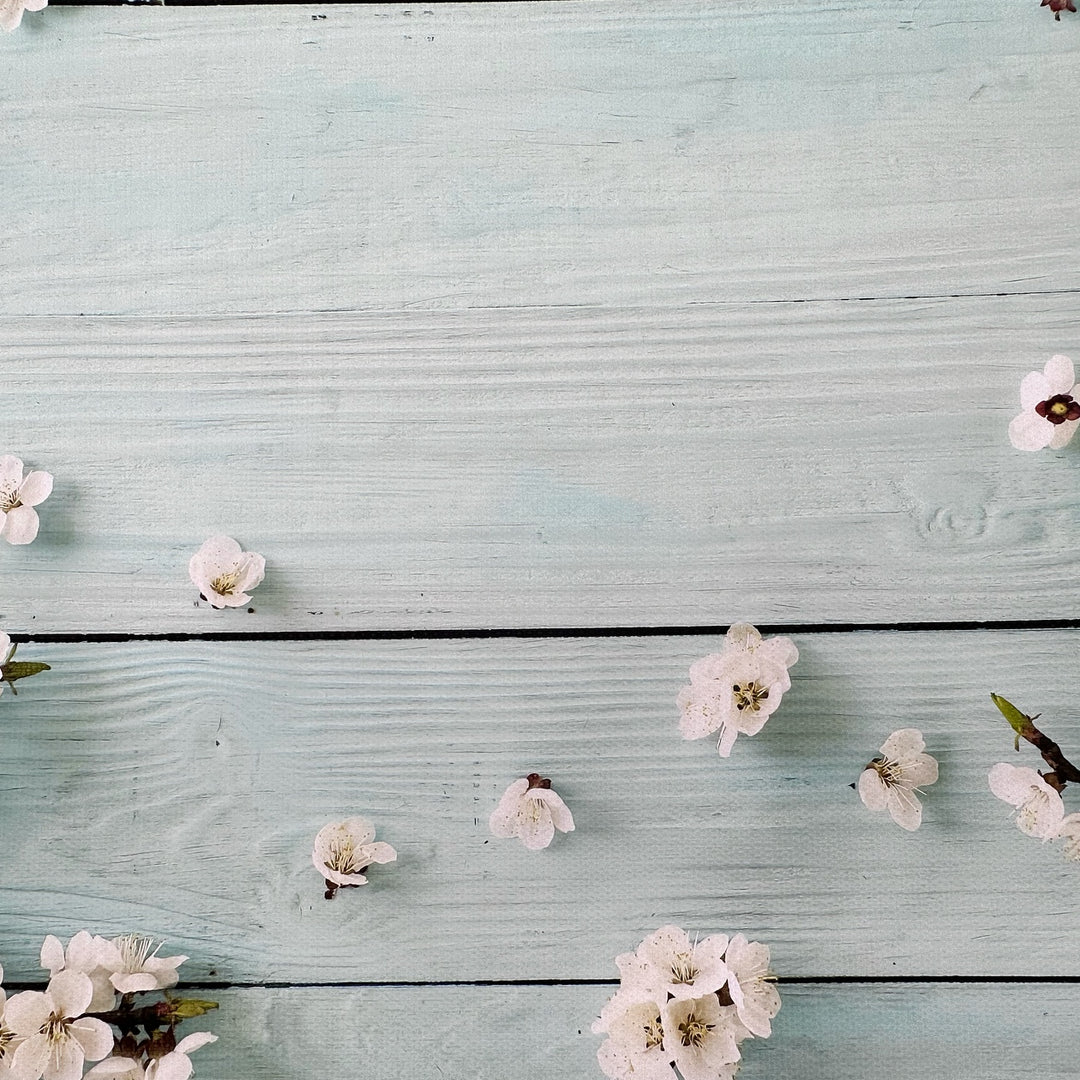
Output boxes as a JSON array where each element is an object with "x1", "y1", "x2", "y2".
[
  {"x1": 2, "y1": 296, "x2": 1078, "y2": 632},
  {"x1": 2, "y1": 2, "x2": 1078, "y2": 317},
  {"x1": 0, "y1": 633, "x2": 1076, "y2": 982},
  {"x1": 41, "y1": 983, "x2": 1078, "y2": 1080}
]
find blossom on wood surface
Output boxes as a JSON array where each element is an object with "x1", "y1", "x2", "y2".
[
  {"x1": 677, "y1": 623, "x2": 798, "y2": 757},
  {"x1": 988, "y1": 762, "x2": 1065, "y2": 839},
  {"x1": 0, "y1": 456, "x2": 52, "y2": 545},
  {"x1": 593, "y1": 925, "x2": 778, "y2": 1080},
  {"x1": 858, "y1": 728, "x2": 939, "y2": 831},
  {"x1": 188, "y1": 536, "x2": 265, "y2": 608},
  {"x1": 1008, "y1": 354, "x2": 1080, "y2": 451},
  {"x1": 489, "y1": 773, "x2": 575, "y2": 850},
  {"x1": 5, "y1": 971, "x2": 113, "y2": 1080},
  {"x1": 313, "y1": 818, "x2": 397, "y2": 898}
]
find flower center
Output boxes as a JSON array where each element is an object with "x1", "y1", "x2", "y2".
[
  {"x1": 1035, "y1": 393, "x2": 1080, "y2": 425},
  {"x1": 325, "y1": 837, "x2": 365, "y2": 876},
  {"x1": 0, "y1": 1026, "x2": 13, "y2": 1060},
  {"x1": 669, "y1": 951, "x2": 700, "y2": 986},
  {"x1": 642, "y1": 1015, "x2": 664, "y2": 1050},
  {"x1": 872, "y1": 757, "x2": 906, "y2": 787},
  {"x1": 0, "y1": 481, "x2": 21, "y2": 513},
  {"x1": 116, "y1": 933, "x2": 160, "y2": 972},
  {"x1": 210, "y1": 568, "x2": 242, "y2": 595},
  {"x1": 677, "y1": 1011, "x2": 714, "y2": 1048},
  {"x1": 40, "y1": 1011, "x2": 69, "y2": 1043},
  {"x1": 1017, "y1": 787, "x2": 1056, "y2": 832},
  {"x1": 733, "y1": 681, "x2": 768, "y2": 713}
]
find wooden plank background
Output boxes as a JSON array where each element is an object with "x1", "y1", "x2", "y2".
[{"x1": 3, "y1": 2, "x2": 1079, "y2": 1077}]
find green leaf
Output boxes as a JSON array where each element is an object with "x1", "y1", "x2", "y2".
[
  {"x1": 990, "y1": 692, "x2": 1029, "y2": 750},
  {"x1": 3, "y1": 662, "x2": 51, "y2": 682},
  {"x1": 170, "y1": 998, "x2": 219, "y2": 1019}
]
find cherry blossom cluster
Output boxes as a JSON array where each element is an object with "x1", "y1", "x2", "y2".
[
  {"x1": 592, "y1": 926, "x2": 779, "y2": 1080},
  {"x1": 677, "y1": 624, "x2": 798, "y2": 757},
  {"x1": 0, "y1": 931, "x2": 217, "y2": 1080}
]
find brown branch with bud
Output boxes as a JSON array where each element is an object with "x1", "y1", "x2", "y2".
[{"x1": 990, "y1": 693, "x2": 1080, "y2": 793}]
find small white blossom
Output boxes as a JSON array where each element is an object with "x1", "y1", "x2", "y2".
[
  {"x1": 86, "y1": 1032, "x2": 217, "y2": 1080},
  {"x1": 0, "y1": 0, "x2": 46, "y2": 32},
  {"x1": 723, "y1": 934, "x2": 780, "y2": 1039},
  {"x1": 40, "y1": 932, "x2": 117, "y2": 1014},
  {"x1": 6, "y1": 970, "x2": 113, "y2": 1080},
  {"x1": 0, "y1": 456, "x2": 52, "y2": 545},
  {"x1": 857, "y1": 728, "x2": 939, "y2": 831},
  {"x1": 1008, "y1": 354, "x2": 1080, "y2": 451},
  {"x1": 488, "y1": 774, "x2": 575, "y2": 850},
  {"x1": 594, "y1": 1000, "x2": 675, "y2": 1080},
  {"x1": 1056, "y1": 813, "x2": 1080, "y2": 862},
  {"x1": 988, "y1": 762, "x2": 1065, "y2": 839},
  {"x1": 677, "y1": 624, "x2": 798, "y2": 757},
  {"x1": 661, "y1": 995, "x2": 741, "y2": 1080},
  {"x1": 93, "y1": 934, "x2": 187, "y2": 995},
  {"x1": 621, "y1": 925, "x2": 730, "y2": 1003},
  {"x1": 188, "y1": 536, "x2": 265, "y2": 609},
  {"x1": 312, "y1": 818, "x2": 397, "y2": 890}
]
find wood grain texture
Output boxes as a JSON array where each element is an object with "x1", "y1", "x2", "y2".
[
  {"x1": 14, "y1": 983, "x2": 1074, "y2": 1080},
  {"x1": 3, "y1": 296, "x2": 1079, "y2": 632},
  {"x1": 1, "y1": 633, "x2": 1077, "y2": 982},
  {"x1": 3, "y1": 1, "x2": 1079, "y2": 316}
]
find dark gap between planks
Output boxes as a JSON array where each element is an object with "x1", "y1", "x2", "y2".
[{"x1": 11, "y1": 619, "x2": 1080, "y2": 644}]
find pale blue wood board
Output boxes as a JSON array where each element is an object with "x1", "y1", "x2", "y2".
[
  {"x1": 3, "y1": 297, "x2": 1080, "y2": 631},
  {"x1": 0, "y1": 634, "x2": 1076, "y2": 982},
  {"x1": 1, "y1": 2, "x2": 1078, "y2": 316},
  {"x1": 54, "y1": 983, "x2": 1078, "y2": 1080}
]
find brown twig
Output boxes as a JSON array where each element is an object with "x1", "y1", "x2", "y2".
[{"x1": 991, "y1": 693, "x2": 1080, "y2": 793}]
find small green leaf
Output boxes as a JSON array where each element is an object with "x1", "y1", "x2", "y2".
[
  {"x1": 991, "y1": 692, "x2": 1031, "y2": 750},
  {"x1": 3, "y1": 662, "x2": 51, "y2": 682},
  {"x1": 170, "y1": 998, "x2": 219, "y2": 1019}
]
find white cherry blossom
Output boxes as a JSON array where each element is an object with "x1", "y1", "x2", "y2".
[
  {"x1": 6, "y1": 970, "x2": 113, "y2": 1080},
  {"x1": 0, "y1": 456, "x2": 52, "y2": 545},
  {"x1": 188, "y1": 536, "x2": 265, "y2": 609},
  {"x1": 40, "y1": 932, "x2": 117, "y2": 1013},
  {"x1": 93, "y1": 934, "x2": 187, "y2": 995},
  {"x1": 1009, "y1": 354, "x2": 1080, "y2": 451},
  {"x1": 677, "y1": 624, "x2": 798, "y2": 757},
  {"x1": 988, "y1": 762, "x2": 1065, "y2": 839},
  {"x1": 623, "y1": 925, "x2": 730, "y2": 1003},
  {"x1": 858, "y1": 728, "x2": 939, "y2": 831},
  {"x1": 661, "y1": 995, "x2": 741, "y2": 1080},
  {"x1": 312, "y1": 818, "x2": 397, "y2": 891},
  {"x1": 488, "y1": 774, "x2": 574, "y2": 850},
  {"x1": 0, "y1": 0, "x2": 47, "y2": 33},
  {"x1": 594, "y1": 1000, "x2": 675, "y2": 1080},
  {"x1": 723, "y1": 934, "x2": 780, "y2": 1039}
]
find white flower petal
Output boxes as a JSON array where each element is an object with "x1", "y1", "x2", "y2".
[
  {"x1": 1, "y1": 505, "x2": 40, "y2": 545},
  {"x1": 1009, "y1": 410, "x2": 1055, "y2": 451},
  {"x1": 887, "y1": 789, "x2": 923, "y2": 831},
  {"x1": 17, "y1": 471, "x2": 52, "y2": 508},
  {"x1": 172, "y1": 1032, "x2": 217, "y2": 1056},
  {"x1": 517, "y1": 803, "x2": 556, "y2": 850},
  {"x1": 858, "y1": 768, "x2": 889, "y2": 812},
  {"x1": 724, "y1": 623, "x2": 762, "y2": 652},
  {"x1": 1019, "y1": 370, "x2": 1051, "y2": 411},
  {"x1": 39, "y1": 935, "x2": 65, "y2": 975},
  {"x1": 543, "y1": 789, "x2": 575, "y2": 834},
  {"x1": 988, "y1": 763, "x2": 1046, "y2": 806},
  {"x1": 1044, "y1": 353, "x2": 1075, "y2": 394},
  {"x1": 0, "y1": 457, "x2": 24, "y2": 486},
  {"x1": 70, "y1": 1017, "x2": 116, "y2": 1063},
  {"x1": 1049, "y1": 419, "x2": 1079, "y2": 449},
  {"x1": 905, "y1": 753, "x2": 939, "y2": 787},
  {"x1": 12, "y1": 1034, "x2": 54, "y2": 1080},
  {"x1": 879, "y1": 728, "x2": 925, "y2": 759},
  {"x1": 47, "y1": 970, "x2": 93, "y2": 1018},
  {"x1": 3, "y1": 991, "x2": 51, "y2": 1037}
]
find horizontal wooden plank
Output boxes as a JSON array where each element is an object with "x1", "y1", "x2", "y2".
[
  {"x1": 18, "y1": 983, "x2": 1074, "y2": 1080},
  {"x1": 3, "y1": 1, "x2": 1079, "y2": 316},
  {"x1": 1, "y1": 632, "x2": 1078, "y2": 982},
  {"x1": 3, "y1": 297, "x2": 1079, "y2": 632}
]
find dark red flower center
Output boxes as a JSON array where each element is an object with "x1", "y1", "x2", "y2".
[{"x1": 1035, "y1": 394, "x2": 1080, "y2": 425}]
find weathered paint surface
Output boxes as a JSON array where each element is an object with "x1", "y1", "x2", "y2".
[{"x1": 3, "y1": 3, "x2": 1077, "y2": 1077}]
